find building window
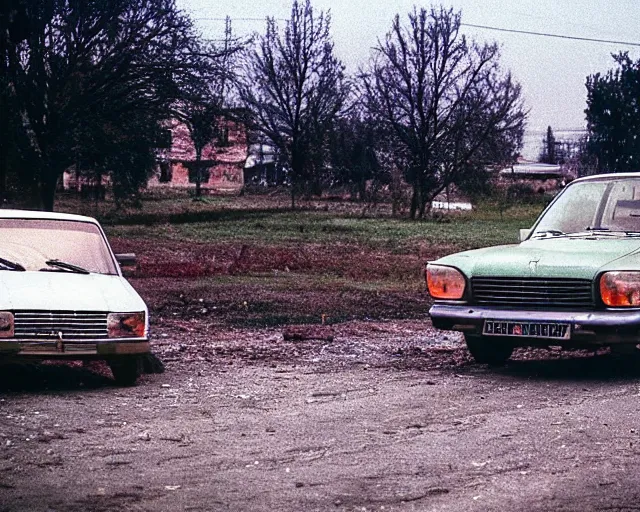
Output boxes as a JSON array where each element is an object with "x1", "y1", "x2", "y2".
[{"x1": 159, "y1": 162, "x2": 172, "y2": 183}]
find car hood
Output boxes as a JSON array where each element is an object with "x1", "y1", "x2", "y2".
[
  {"x1": 434, "y1": 237, "x2": 640, "y2": 280},
  {"x1": 0, "y1": 272, "x2": 146, "y2": 312}
]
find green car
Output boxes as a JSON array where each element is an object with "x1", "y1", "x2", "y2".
[{"x1": 427, "y1": 173, "x2": 640, "y2": 365}]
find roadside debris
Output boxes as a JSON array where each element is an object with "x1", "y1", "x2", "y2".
[{"x1": 282, "y1": 326, "x2": 335, "y2": 342}]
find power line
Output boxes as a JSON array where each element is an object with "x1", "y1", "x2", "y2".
[
  {"x1": 461, "y1": 23, "x2": 640, "y2": 47},
  {"x1": 526, "y1": 128, "x2": 587, "y2": 133},
  {"x1": 194, "y1": 17, "x2": 640, "y2": 47},
  {"x1": 195, "y1": 17, "x2": 286, "y2": 22}
]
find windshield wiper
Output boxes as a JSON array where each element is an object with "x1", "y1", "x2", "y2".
[
  {"x1": 532, "y1": 229, "x2": 619, "y2": 240},
  {"x1": 585, "y1": 227, "x2": 640, "y2": 237},
  {"x1": 0, "y1": 256, "x2": 25, "y2": 271},
  {"x1": 44, "y1": 259, "x2": 90, "y2": 275},
  {"x1": 599, "y1": 230, "x2": 640, "y2": 238},
  {"x1": 531, "y1": 229, "x2": 566, "y2": 238}
]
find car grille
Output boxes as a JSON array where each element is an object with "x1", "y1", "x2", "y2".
[
  {"x1": 471, "y1": 277, "x2": 594, "y2": 310},
  {"x1": 13, "y1": 310, "x2": 109, "y2": 340}
]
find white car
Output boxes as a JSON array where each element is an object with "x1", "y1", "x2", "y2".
[{"x1": 0, "y1": 209, "x2": 149, "y2": 385}]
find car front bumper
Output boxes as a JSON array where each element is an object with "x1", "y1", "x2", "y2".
[
  {"x1": 429, "y1": 304, "x2": 640, "y2": 344},
  {"x1": 0, "y1": 338, "x2": 150, "y2": 358}
]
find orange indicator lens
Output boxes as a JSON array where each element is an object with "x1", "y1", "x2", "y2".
[
  {"x1": 600, "y1": 272, "x2": 640, "y2": 307},
  {"x1": 426, "y1": 265, "x2": 466, "y2": 300}
]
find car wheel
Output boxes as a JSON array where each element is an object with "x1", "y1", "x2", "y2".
[
  {"x1": 464, "y1": 334, "x2": 513, "y2": 366},
  {"x1": 107, "y1": 356, "x2": 142, "y2": 386}
]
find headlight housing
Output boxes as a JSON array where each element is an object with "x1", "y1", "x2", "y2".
[
  {"x1": 426, "y1": 264, "x2": 466, "y2": 300},
  {"x1": 600, "y1": 271, "x2": 640, "y2": 307},
  {"x1": 107, "y1": 312, "x2": 146, "y2": 338},
  {"x1": 0, "y1": 312, "x2": 14, "y2": 338}
]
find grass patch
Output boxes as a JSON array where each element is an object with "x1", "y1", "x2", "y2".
[
  {"x1": 52, "y1": 191, "x2": 547, "y2": 327},
  {"x1": 107, "y1": 213, "x2": 537, "y2": 254},
  {"x1": 52, "y1": 189, "x2": 547, "y2": 255}
]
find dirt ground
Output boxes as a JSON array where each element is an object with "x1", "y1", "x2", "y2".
[{"x1": 2, "y1": 315, "x2": 640, "y2": 512}]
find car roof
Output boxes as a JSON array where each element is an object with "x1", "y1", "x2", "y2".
[
  {"x1": 571, "y1": 172, "x2": 640, "y2": 184},
  {"x1": 0, "y1": 209, "x2": 99, "y2": 224}
]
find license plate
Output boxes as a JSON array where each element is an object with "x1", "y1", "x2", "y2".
[{"x1": 483, "y1": 320, "x2": 570, "y2": 340}]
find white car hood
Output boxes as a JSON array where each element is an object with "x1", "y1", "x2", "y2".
[{"x1": 0, "y1": 271, "x2": 146, "y2": 312}]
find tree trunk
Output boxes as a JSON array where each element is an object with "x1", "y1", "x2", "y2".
[
  {"x1": 290, "y1": 153, "x2": 302, "y2": 211},
  {"x1": 419, "y1": 196, "x2": 428, "y2": 219},
  {"x1": 195, "y1": 168, "x2": 202, "y2": 198},
  {"x1": 358, "y1": 178, "x2": 366, "y2": 202},
  {"x1": 40, "y1": 172, "x2": 58, "y2": 212},
  {"x1": 409, "y1": 181, "x2": 420, "y2": 220},
  {"x1": 416, "y1": 173, "x2": 431, "y2": 219},
  {"x1": 417, "y1": 176, "x2": 428, "y2": 218},
  {"x1": 195, "y1": 148, "x2": 203, "y2": 198},
  {"x1": 0, "y1": 153, "x2": 6, "y2": 206}
]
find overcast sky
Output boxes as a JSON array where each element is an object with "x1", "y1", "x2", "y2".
[{"x1": 177, "y1": 0, "x2": 640, "y2": 157}]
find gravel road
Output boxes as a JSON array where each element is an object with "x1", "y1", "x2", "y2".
[{"x1": 2, "y1": 320, "x2": 640, "y2": 512}]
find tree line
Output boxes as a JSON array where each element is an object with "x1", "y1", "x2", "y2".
[
  {"x1": 1, "y1": 0, "x2": 242, "y2": 210},
  {"x1": 1, "y1": 0, "x2": 632, "y2": 216},
  {"x1": 238, "y1": 2, "x2": 527, "y2": 217}
]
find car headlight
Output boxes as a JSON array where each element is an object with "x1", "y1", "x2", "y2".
[
  {"x1": 107, "y1": 312, "x2": 146, "y2": 338},
  {"x1": 426, "y1": 264, "x2": 466, "y2": 300},
  {"x1": 0, "y1": 312, "x2": 14, "y2": 338},
  {"x1": 600, "y1": 271, "x2": 640, "y2": 307}
]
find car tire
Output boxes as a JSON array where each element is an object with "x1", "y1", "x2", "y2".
[
  {"x1": 107, "y1": 356, "x2": 142, "y2": 386},
  {"x1": 464, "y1": 334, "x2": 513, "y2": 366}
]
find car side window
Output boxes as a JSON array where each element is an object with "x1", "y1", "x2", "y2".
[{"x1": 601, "y1": 181, "x2": 640, "y2": 232}]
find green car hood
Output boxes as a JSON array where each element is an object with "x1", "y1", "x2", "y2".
[{"x1": 434, "y1": 238, "x2": 640, "y2": 280}]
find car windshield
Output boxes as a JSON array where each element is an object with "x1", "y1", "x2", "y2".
[
  {"x1": 532, "y1": 178, "x2": 640, "y2": 237},
  {"x1": 0, "y1": 218, "x2": 118, "y2": 275}
]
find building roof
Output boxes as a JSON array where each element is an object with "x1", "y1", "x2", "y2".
[{"x1": 499, "y1": 163, "x2": 563, "y2": 177}]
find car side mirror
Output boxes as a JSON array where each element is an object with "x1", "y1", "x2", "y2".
[
  {"x1": 115, "y1": 253, "x2": 138, "y2": 277},
  {"x1": 519, "y1": 228, "x2": 531, "y2": 242},
  {"x1": 115, "y1": 253, "x2": 137, "y2": 267}
]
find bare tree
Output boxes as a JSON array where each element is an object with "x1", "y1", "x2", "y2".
[
  {"x1": 362, "y1": 6, "x2": 526, "y2": 218},
  {"x1": 183, "y1": 102, "x2": 219, "y2": 198},
  {"x1": 238, "y1": 0, "x2": 349, "y2": 208},
  {"x1": 174, "y1": 22, "x2": 245, "y2": 198},
  {"x1": 328, "y1": 111, "x2": 384, "y2": 202}
]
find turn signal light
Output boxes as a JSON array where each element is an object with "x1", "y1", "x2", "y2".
[
  {"x1": 600, "y1": 271, "x2": 640, "y2": 307},
  {"x1": 107, "y1": 312, "x2": 146, "y2": 338},
  {"x1": 426, "y1": 264, "x2": 466, "y2": 300},
  {"x1": 0, "y1": 312, "x2": 14, "y2": 338}
]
